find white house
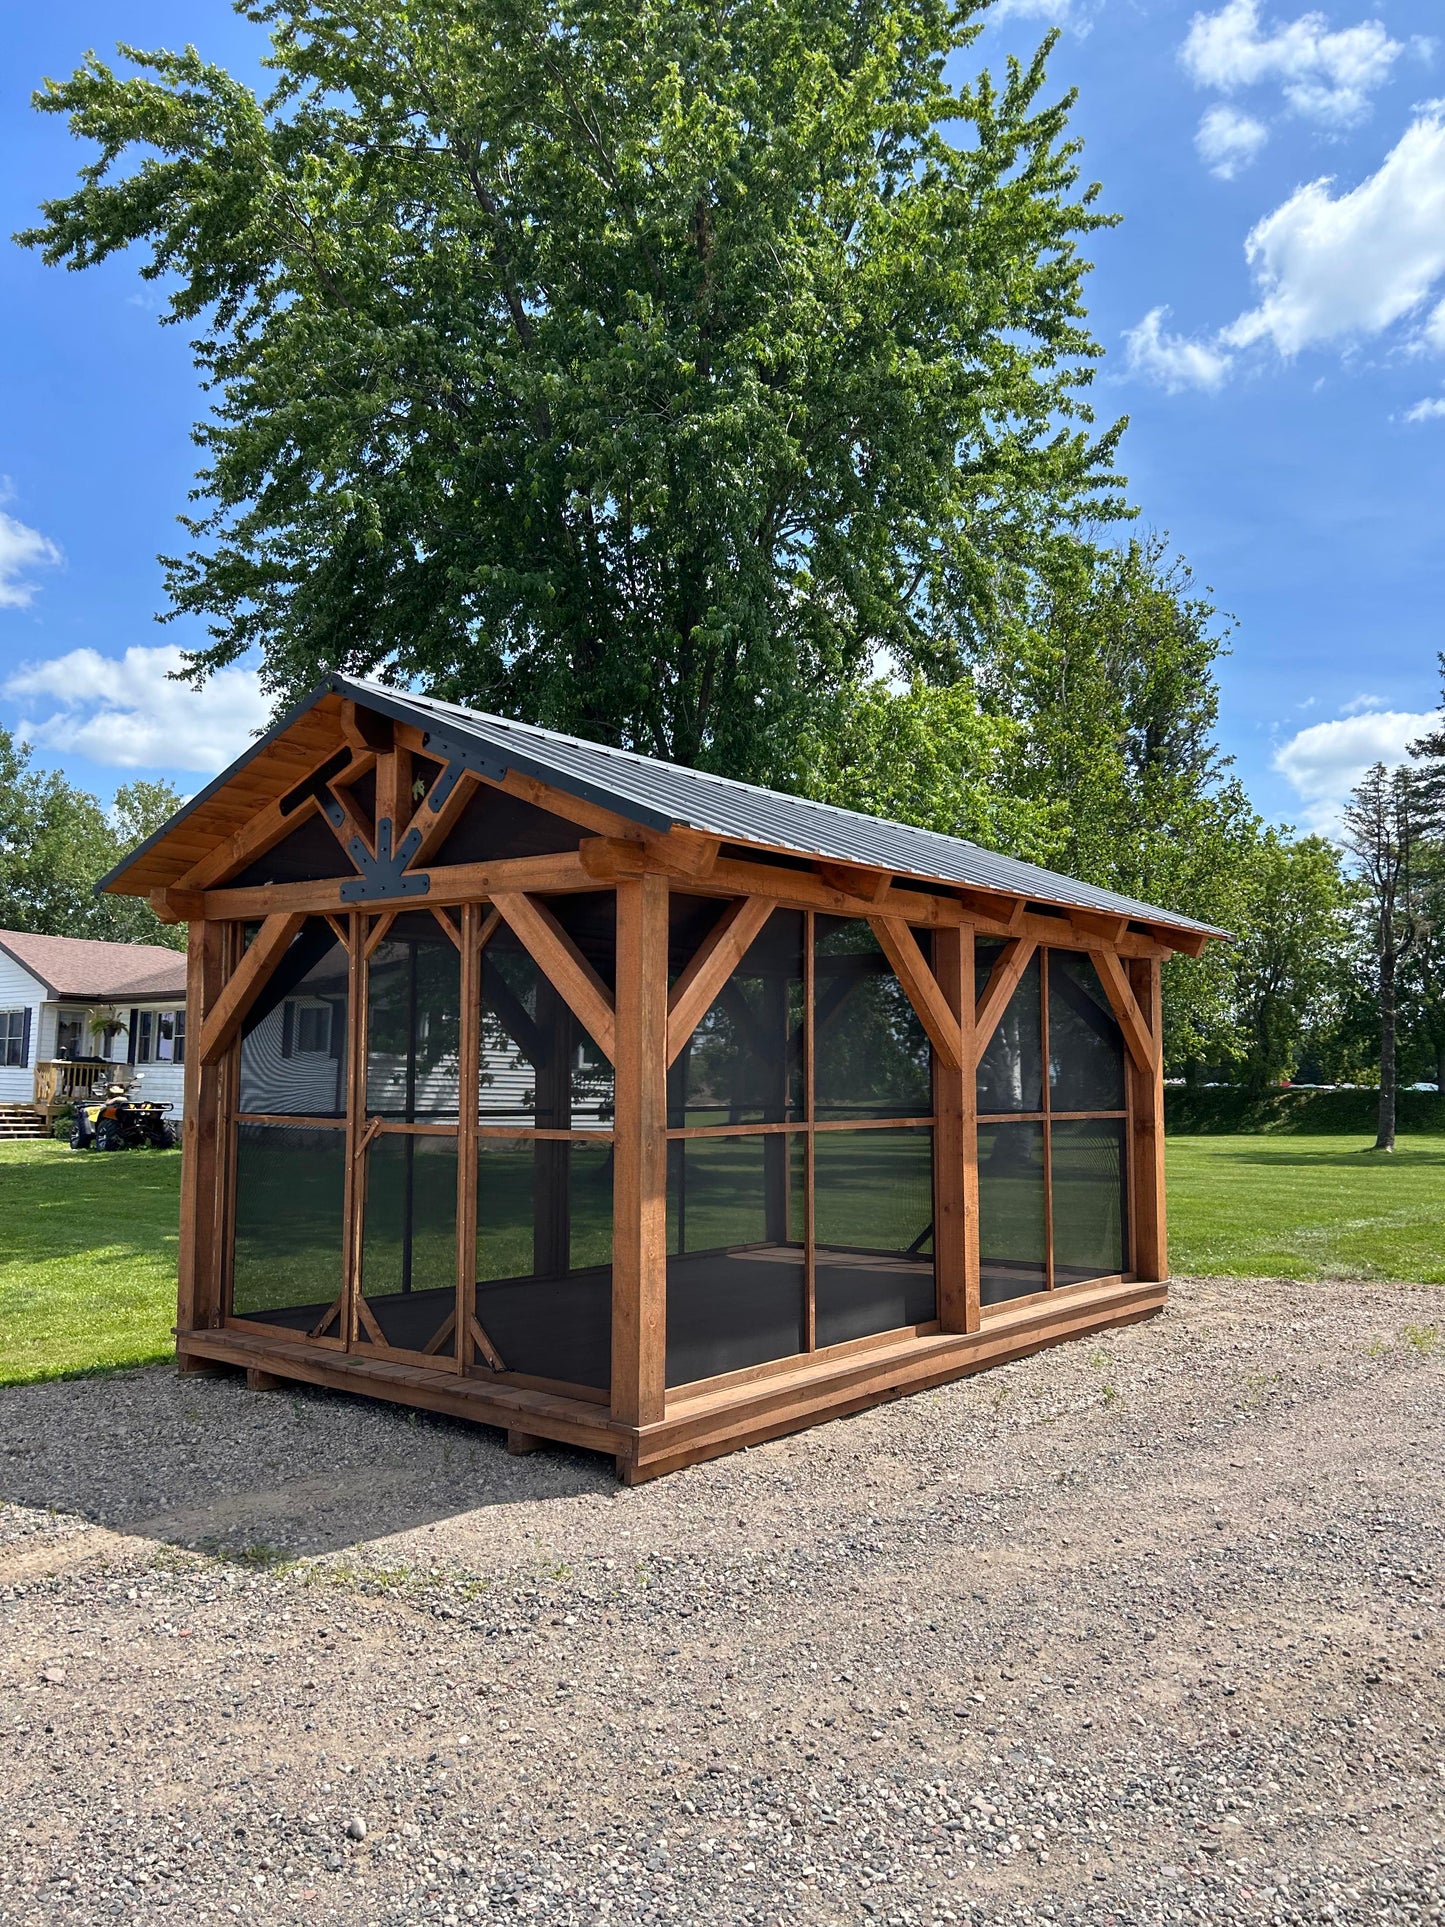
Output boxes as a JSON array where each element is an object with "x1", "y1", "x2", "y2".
[{"x1": 0, "y1": 929, "x2": 189, "y2": 1130}]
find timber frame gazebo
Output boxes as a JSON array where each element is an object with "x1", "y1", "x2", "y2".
[{"x1": 102, "y1": 677, "x2": 1222, "y2": 1482}]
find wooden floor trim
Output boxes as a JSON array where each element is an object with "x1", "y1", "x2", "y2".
[{"x1": 177, "y1": 1275, "x2": 1167, "y2": 1481}]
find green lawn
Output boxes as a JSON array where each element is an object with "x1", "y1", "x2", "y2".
[
  {"x1": 0, "y1": 1139, "x2": 182, "y2": 1385},
  {"x1": 2, "y1": 1131, "x2": 1441, "y2": 1387},
  {"x1": 1166, "y1": 1133, "x2": 1445, "y2": 1283}
]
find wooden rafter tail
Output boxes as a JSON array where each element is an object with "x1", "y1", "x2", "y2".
[
  {"x1": 489, "y1": 891, "x2": 617, "y2": 1062},
  {"x1": 818, "y1": 860, "x2": 893, "y2": 903},
  {"x1": 973, "y1": 937, "x2": 1036, "y2": 1064},
  {"x1": 866, "y1": 915, "x2": 964, "y2": 1075},
  {"x1": 665, "y1": 896, "x2": 774, "y2": 1067},
  {"x1": 197, "y1": 911, "x2": 307, "y2": 1065},
  {"x1": 468, "y1": 1312, "x2": 506, "y2": 1373},
  {"x1": 1090, "y1": 947, "x2": 1161, "y2": 1073}
]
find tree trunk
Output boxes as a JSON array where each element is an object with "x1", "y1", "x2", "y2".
[{"x1": 1376, "y1": 911, "x2": 1397, "y2": 1152}]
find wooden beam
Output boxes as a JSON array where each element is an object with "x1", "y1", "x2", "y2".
[
  {"x1": 958, "y1": 887, "x2": 1026, "y2": 932},
  {"x1": 1090, "y1": 945, "x2": 1161, "y2": 1074},
  {"x1": 1127, "y1": 954, "x2": 1167, "y2": 1282},
  {"x1": 818, "y1": 861, "x2": 892, "y2": 903},
  {"x1": 399, "y1": 765, "x2": 481, "y2": 869},
  {"x1": 580, "y1": 831, "x2": 724, "y2": 884},
  {"x1": 612, "y1": 873, "x2": 669, "y2": 1429},
  {"x1": 197, "y1": 913, "x2": 307, "y2": 1065},
  {"x1": 665, "y1": 897, "x2": 774, "y2": 1068},
  {"x1": 177, "y1": 920, "x2": 229, "y2": 1336},
  {"x1": 1153, "y1": 925, "x2": 1210, "y2": 958},
  {"x1": 1071, "y1": 910, "x2": 1129, "y2": 946},
  {"x1": 171, "y1": 789, "x2": 325, "y2": 895},
  {"x1": 456, "y1": 901, "x2": 482, "y2": 1371},
  {"x1": 929, "y1": 927, "x2": 978, "y2": 1335},
  {"x1": 197, "y1": 849, "x2": 596, "y2": 921},
  {"x1": 866, "y1": 917, "x2": 964, "y2": 1075},
  {"x1": 320, "y1": 779, "x2": 375, "y2": 865},
  {"x1": 340, "y1": 699, "x2": 393, "y2": 753},
  {"x1": 375, "y1": 744, "x2": 413, "y2": 844},
  {"x1": 973, "y1": 938, "x2": 1036, "y2": 1063},
  {"x1": 489, "y1": 892, "x2": 617, "y2": 1062}
]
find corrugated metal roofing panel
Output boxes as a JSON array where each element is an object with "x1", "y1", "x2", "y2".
[{"x1": 337, "y1": 677, "x2": 1226, "y2": 938}]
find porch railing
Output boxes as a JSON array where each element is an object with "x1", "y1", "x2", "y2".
[{"x1": 33, "y1": 1060, "x2": 126, "y2": 1113}]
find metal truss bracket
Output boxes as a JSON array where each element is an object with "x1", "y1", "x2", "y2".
[
  {"x1": 336, "y1": 815, "x2": 431, "y2": 903},
  {"x1": 419, "y1": 727, "x2": 510, "y2": 813}
]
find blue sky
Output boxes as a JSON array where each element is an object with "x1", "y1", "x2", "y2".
[{"x1": 0, "y1": 0, "x2": 1442, "y2": 837}]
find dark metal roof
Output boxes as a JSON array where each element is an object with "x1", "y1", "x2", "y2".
[
  {"x1": 336, "y1": 678, "x2": 1225, "y2": 938},
  {"x1": 99, "y1": 671, "x2": 1225, "y2": 938}
]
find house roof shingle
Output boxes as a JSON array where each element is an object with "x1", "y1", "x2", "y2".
[{"x1": 0, "y1": 929, "x2": 188, "y2": 1001}]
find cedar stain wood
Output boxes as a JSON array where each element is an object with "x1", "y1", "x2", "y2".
[{"x1": 111, "y1": 676, "x2": 1221, "y2": 1481}]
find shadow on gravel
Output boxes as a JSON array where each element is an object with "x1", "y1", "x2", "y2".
[{"x1": 0, "y1": 1362, "x2": 616, "y2": 1563}]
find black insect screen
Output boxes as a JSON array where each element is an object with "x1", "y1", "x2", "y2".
[
  {"x1": 356, "y1": 1134, "x2": 458, "y2": 1357},
  {"x1": 472, "y1": 1137, "x2": 614, "y2": 1391},
  {"x1": 238, "y1": 919, "x2": 349, "y2": 1117},
  {"x1": 813, "y1": 918, "x2": 932, "y2": 1120},
  {"x1": 977, "y1": 1120, "x2": 1048, "y2": 1304},
  {"x1": 479, "y1": 930, "x2": 614, "y2": 1128},
  {"x1": 366, "y1": 914, "x2": 462, "y2": 1122},
  {"x1": 812, "y1": 1128, "x2": 936, "y2": 1345},
  {"x1": 1049, "y1": 951, "x2": 1126, "y2": 1113},
  {"x1": 666, "y1": 901, "x2": 804, "y2": 1128},
  {"x1": 665, "y1": 1133, "x2": 806, "y2": 1386},
  {"x1": 1050, "y1": 1118, "x2": 1128, "y2": 1285},
  {"x1": 976, "y1": 944, "x2": 1043, "y2": 1114},
  {"x1": 231, "y1": 1123, "x2": 346, "y2": 1328}
]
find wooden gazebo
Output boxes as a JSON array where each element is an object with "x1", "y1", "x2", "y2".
[{"x1": 102, "y1": 678, "x2": 1221, "y2": 1482}]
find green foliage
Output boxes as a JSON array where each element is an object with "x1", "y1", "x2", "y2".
[
  {"x1": 791, "y1": 675, "x2": 1062, "y2": 863},
  {"x1": 1228, "y1": 830, "x2": 1357, "y2": 1091},
  {"x1": 22, "y1": 0, "x2": 1125, "y2": 780},
  {"x1": 0, "y1": 727, "x2": 186, "y2": 947},
  {"x1": 1165, "y1": 1084, "x2": 1445, "y2": 1136}
]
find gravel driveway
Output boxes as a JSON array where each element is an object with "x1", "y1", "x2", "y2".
[{"x1": 1, "y1": 1274, "x2": 1442, "y2": 1927}]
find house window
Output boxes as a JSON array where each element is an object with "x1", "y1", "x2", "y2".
[
  {"x1": 135, "y1": 1011, "x2": 156, "y2": 1063},
  {"x1": 173, "y1": 1010, "x2": 185, "y2": 1066},
  {"x1": 154, "y1": 1012, "x2": 177, "y2": 1063},
  {"x1": 295, "y1": 1004, "x2": 331, "y2": 1055},
  {"x1": 0, "y1": 1009, "x2": 29, "y2": 1068}
]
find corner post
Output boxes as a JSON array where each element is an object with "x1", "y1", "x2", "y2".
[
  {"x1": 1128, "y1": 953, "x2": 1167, "y2": 1281},
  {"x1": 932, "y1": 925, "x2": 979, "y2": 1333},
  {"x1": 177, "y1": 919, "x2": 229, "y2": 1344},
  {"x1": 611, "y1": 872, "x2": 669, "y2": 1430}
]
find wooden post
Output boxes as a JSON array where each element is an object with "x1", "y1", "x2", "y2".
[
  {"x1": 177, "y1": 919, "x2": 229, "y2": 1342},
  {"x1": 932, "y1": 926, "x2": 979, "y2": 1333},
  {"x1": 456, "y1": 902, "x2": 482, "y2": 1371},
  {"x1": 611, "y1": 873, "x2": 669, "y2": 1429},
  {"x1": 342, "y1": 914, "x2": 370, "y2": 1346},
  {"x1": 1127, "y1": 953, "x2": 1167, "y2": 1281}
]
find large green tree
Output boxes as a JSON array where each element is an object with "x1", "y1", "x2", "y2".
[
  {"x1": 1228, "y1": 830, "x2": 1355, "y2": 1093},
  {"x1": 0, "y1": 729, "x2": 185, "y2": 948},
  {"x1": 978, "y1": 537, "x2": 1259, "y2": 1068},
  {"x1": 23, "y1": 0, "x2": 1125, "y2": 778}
]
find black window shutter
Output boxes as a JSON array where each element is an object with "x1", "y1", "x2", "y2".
[
  {"x1": 174, "y1": 1010, "x2": 186, "y2": 1066},
  {"x1": 127, "y1": 1010, "x2": 139, "y2": 1065},
  {"x1": 281, "y1": 1001, "x2": 295, "y2": 1059},
  {"x1": 20, "y1": 1007, "x2": 32, "y2": 1068}
]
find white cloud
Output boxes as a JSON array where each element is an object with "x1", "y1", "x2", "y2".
[
  {"x1": 1340, "y1": 692, "x2": 1387, "y2": 712},
  {"x1": 1406, "y1": 395, "x2": 1445, "y2": 420},
  {"x1": 1123, "y1": 307, "x2": 1235, "y2": 391},
  {"x1": 989, "y1": 0, "x2": 1090, "y2": 22},
  {"x1": 1182, "y1": 0, "x2": 1403, "y2": 125},
  {"x1": 1223, "y1": 110, "x2": 1445, "y2": 355},
  {"x1": 1273, "y1": 706, "x2": 1440, "y2": 833},
  {"x1": 5, "y1": 644, "x2": 268, "y2": 774},
  {"x1": 1196, "y1": 102, "x2": 1271, "y2": 176},
  {"x1": 0, "y1": 503, "x2": 62, "y2": 610}
]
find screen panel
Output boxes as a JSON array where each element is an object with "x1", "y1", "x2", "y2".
[
  {"x1": 977, "y1": 1119, "x2": 1048, "y2": 1305},
  {"x1": 812, "y1": 1128, "x2": 936, "y2": 1346},
  {"x1": 1049, "y1": 950, "x2": 1127, "y2": 1113},
  {"x1": 479, "y1": 929, "x2": 614, "y2": 1128},
  {"x1": 231, "y1": 1123, "x2": 346, "y2": 1327},
  {"x1": 666, "y1": 901, "x2": 804, "y2": 1128},
  {"x1": 471, "y1": 1137, "x2": 613, "y2": 1391},
  {"x1": 238, "y1": 919, "x2": 350, "y2": 1117},
  {"x1": 366, "y1": 914, "x2": 462, "y2": 1121},
  {"x1": 356, "y1": 1133, "x2": 458, "y2": 1356},
  {"x1": 976, "y1": 944, "x2": 1043, "y2": 1115},
  {"x1": 814, "y1": 917, "x2": 932, "y2": 1120},
  {"x1": 665, "y1": 1133, "x2": 806, "y2": 1385},
  {"x1": 1050, "y1": 1118, "x2": 1128, "y2": 1286}
]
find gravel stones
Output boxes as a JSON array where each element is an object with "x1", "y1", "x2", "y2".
[{"x1": 0, "y1": 1272, "x2": 1442, "y2": 1925}]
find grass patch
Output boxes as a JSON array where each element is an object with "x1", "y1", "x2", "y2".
[
  {"x1": 1167, "y1": 1134, "x2": 1445, "y2": 1283},
  {"x1": 0, "y1": 1140, "x2": 181, "y2": 1385}
]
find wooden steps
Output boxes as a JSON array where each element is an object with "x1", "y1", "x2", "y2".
[{"x1": 0, "y1": 1109, "x2": 49, "y2": 1141}]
